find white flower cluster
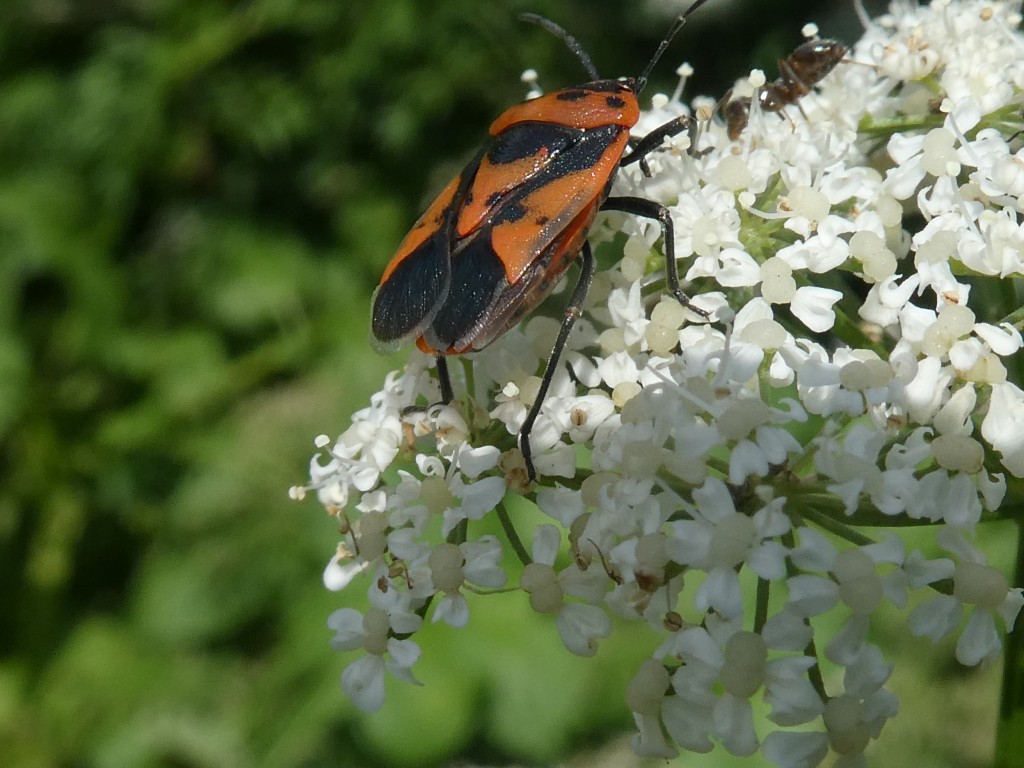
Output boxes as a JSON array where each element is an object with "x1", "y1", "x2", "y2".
[{"x1": 294, "y1": 1, "x2": 1024, "y2": 764}]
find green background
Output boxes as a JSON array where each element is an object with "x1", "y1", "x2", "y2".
[{"x1": 0, "y1": 0, "x2": 1004, "y2": 765}]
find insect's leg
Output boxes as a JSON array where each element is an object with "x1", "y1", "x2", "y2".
[
  {"x1": 603, "y1": 195, "x2": 710, "y2": 319},
  {"x1": 715, "y1": 87, "x2": 735, "y2": 116},
  {"x1": 520, "y1": 242, "x2": 596, "y2": 483},
  {"x1": 622, "y1": 115, "x2": 695, "y2": 166},
  {"x1": 436, "y1": 356, "x2": 454, "y2": 403},
  {"x1": 626, "y1": 137, "x2": 655, "y2": 178},
  {"x1": 711, "y1": 88, "x2": 735, "y2": 140},
  {"x1": 401, "y1": 356, "x2": 454, "y2": 418},
  {"x1": 794, "y1": 101, "x2": 810, "y2": 125},
  {"x1": 777, "y1": 57, "x2": 811, "y2": 99},
  {"x1": 725, "y1": 96, "x2": 752, "y2": 140}
]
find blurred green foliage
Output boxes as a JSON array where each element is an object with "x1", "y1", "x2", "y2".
[{"x1": 2, "y1": 0, "x2": 995, "y2": 766}]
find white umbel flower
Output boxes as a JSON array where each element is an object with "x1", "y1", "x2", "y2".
[{"x1": 299, "y1": 0, "x2": 1024, "y2": 757}]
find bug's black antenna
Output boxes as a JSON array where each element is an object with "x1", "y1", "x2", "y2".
[
  {"x1": 520, "y1": 13, "x2": 602, "y2": 81},
  {"x1": 636, "y1": 0, "x2": 712, "y2": 94}
]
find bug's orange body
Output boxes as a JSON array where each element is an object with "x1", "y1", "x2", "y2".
[
  {"x1": 369, "y1": 3, "x2": 712, "y2": 481},
  {"x1": 372, "y1": 81, "x2": 641, "y2": 356}
]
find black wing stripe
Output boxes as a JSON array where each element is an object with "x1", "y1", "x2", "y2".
[
  {"x1": 371, "y1": 231, "x2": 452, "y2": 344},
  {"x1": 370, "y1": 148, "x2": 486, "y2": 347},
  {"x1": 423, "y1": 236, "x2": 507, "y2": 352},
  {"x1": 485, "y1": 122, "x2": 577, "y2": 165},
  {"x1": 427, "y1": 124, "x2": 624, "y2": 351}
]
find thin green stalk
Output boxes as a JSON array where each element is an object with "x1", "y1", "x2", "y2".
[
  {"x1": 496, "y1": 501, "x2": 532, "y2": 566},
  {"x1": 754, "y1": 576, "x2": 770, "y2": 634},
  {"x1": 799, "y1": 503, "x2": 878, "y2": 547},
  {"x1": 782, "y1": 528, "x2": 828, "y2": 702}
]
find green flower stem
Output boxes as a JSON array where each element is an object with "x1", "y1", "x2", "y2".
[
  {"x1": 496, "y1": 501, "x2": 532, "y2": 566},
  {"x1": 1003, "y1": 305, "x2": 1024, "y2": 335},
  {"x1": 448, "y1": 518, "x2": 469, "y2": 546},
  {"x1": 783, "y1": 529, "x2": 828, "y2": 702},
  {"x1": 754, "y1": 576, "x2": 770, "y2": 634},
  {"x1": 858, "y1": 113, "x2": 945, "y2": 140},
  {"x1": 798, "y1": 502, "x2": 878, "y2": 547}
]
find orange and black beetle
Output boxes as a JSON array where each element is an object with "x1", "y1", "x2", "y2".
[{"x1": 371, "y1": 1, "x2": 711, "y2": 481}]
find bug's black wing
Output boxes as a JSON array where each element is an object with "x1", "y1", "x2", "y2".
[{"x1": 422, "y1": 122, "x2": 629, "y2": 353}]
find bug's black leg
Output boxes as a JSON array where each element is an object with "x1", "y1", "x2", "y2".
[
  {"x1": 403, "y1": 356, "x2": 454, "y2": 417},
  {"x1": 622, "y1": 115, "x2": 694, "y2": 166},
  {"x1": 520, "y1": 242, "x2": 596, "y2": 483},
  {"x1": 436, "y1": 355, "x2": 454, "y2": 404},
  {"x1": 626, "y1": 137, "x2": 655, "y2": 177},
  {"x1": 716, "y1": 87, "x2": 735, "y2": 115},
  {"x1": 602, "y1": 195, "x2": 710, "y2": 319}
]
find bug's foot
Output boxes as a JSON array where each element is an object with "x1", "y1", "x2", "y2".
[{"x1": 670, "y1": 289, "x2": 712, "y2": 320}]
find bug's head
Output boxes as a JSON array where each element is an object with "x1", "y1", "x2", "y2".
[{"x1": 576, "y1": 76, "x2": 639, "y2": 95}]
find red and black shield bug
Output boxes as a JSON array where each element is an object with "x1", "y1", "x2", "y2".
[
  {"x1": 720, "y1": 37, "x2": 848, "y2": 140},
  {"x1": 371, "y1": 0, "x2": 712, "y2": 482}
]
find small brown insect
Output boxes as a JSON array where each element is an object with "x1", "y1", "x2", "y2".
[{"x1": 721, "y1": 38, "x2": 848, "y2": 140}]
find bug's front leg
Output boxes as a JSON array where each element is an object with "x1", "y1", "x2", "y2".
[
  {"x1": 520, "y1": 242, "x2": 596, "y2": 483},
  {"x1": 622, "y1": 115, "x2": 698, "y2": 173},
  {"x1": 603, "y1": 195, "x2": 710, "y2": 319}
]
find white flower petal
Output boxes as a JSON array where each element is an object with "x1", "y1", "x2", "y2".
[
  {"x1": 825, "y1": 614, "x2": 870, "y2": 666},
  {"x1": 762, "y1": 609, "x2": 813, "y2": 651},
  {"x1": 717, "y1": 247, "x2": 762, "y2": 287},
  {"x1": 974, "y1": 322, "x2": 1022, "y2": 356},
  {"x1": 789, "y1": 527, "x2": 837, "y2": 571},
  {"x1": 327, "y1": 608, "x2": 367, "y2": 652},
  {"x1": 433, "y1": 593, "x2": 469, "y2": 627},
  {"x1": 729, "y1": 439, "x2": 770, "y2": 484},
  {"x1": 982, "y1": 382, "x2": 1024, "y2": 476},
  {"x1": 556, "y1": 602, "x2": 612, "y2": 656},
  {"x1": 662, "y1": 688, "x2": 716, "y2": 753},
  {"x1": 790, "y1": 286, "x2": 843, "y2": 332},
  {"x1": 1000, "y1": 589, "x2": 1024, "y2": 631},
  {"x1": 341, "y1": 654, "x2": 386, "y2": 713},
  {"x1": 762, "y1": 729, "x2": 829, "y2": 768},
  {"x1": 631, "y1": 713, "x2": 678, "y2": 759},
  {"x1": 713, "y1": 694, "x2": 759, "y2": 756},
  {"x1": 385, "y1": 638, "x2": 423, "y2": 684},
  {"x1": 536, "y1": 485, "x2": 586, "y2": 526},
  {"x1": 843, "y1": 644, "x2": 892, "y2": 699},
  {"x1": 908, "y1": 594, "x2": 961, "y2": 642},
  {"x1": 765, "y1": 658, "x2": 825, "y2": 726},
  {"x1": 455, "y1": 443, "x2": 501, "y2": 478},
  {"x1": 532, "y1": 524, "x2": 562, "y2": 566},
  {"x1": 324, "y1": 556, "x2": 369, "y2": 592},
  {"x1": 697, "y1": 567, "x2": 744, "y2": 618},
  {"x1": 955, "y1": 609, "x2": 1001, "y2": 666},
  {"x1": 786, "y1": 575, "x2": 840, "y2": 617},
  {"x1": 747, "y1": 540, "x2": 788, "y2": 581}
]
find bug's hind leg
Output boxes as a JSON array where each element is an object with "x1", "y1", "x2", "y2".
[
  {"x1": 400, "y1": 355, "x2": 455, "y2": 421},
  {"x1": 436, "y1": 356, "x2": 454, "y2": 403}
]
